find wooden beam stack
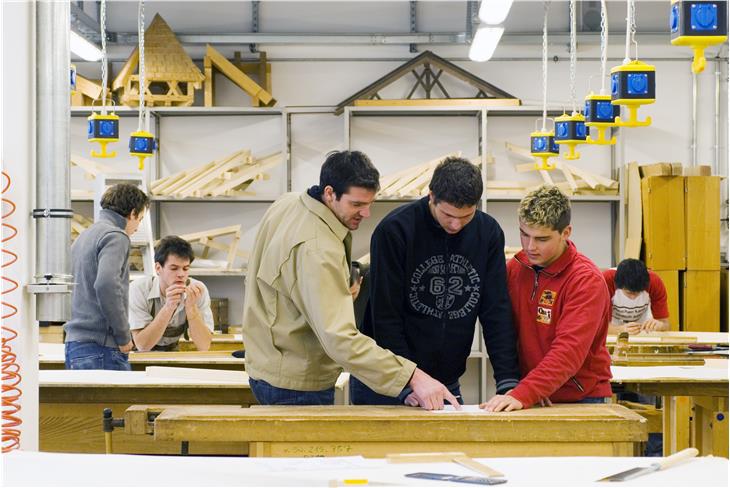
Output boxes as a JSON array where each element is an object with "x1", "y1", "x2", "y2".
[
  {"x1": 150, "y1": 150, "x2": 282, "y2": 198},
  {"x1": 377, "y1": 152, "x2": 462, "y2": 199}
]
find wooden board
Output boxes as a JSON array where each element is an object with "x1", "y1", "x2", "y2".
[
  {"x1": 354, "y1": 98, "x2": 521, "y2": 107},
  {"x1": 146, "y1": 404, "x2": 647, "y2": 458},
  {"x1": 205, "y1": 45, "x2": 276, "y2": 107}
]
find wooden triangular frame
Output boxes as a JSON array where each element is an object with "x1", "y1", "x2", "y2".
[{"x1": 335, "y1": 50, "x2": 519, "y2": 114}]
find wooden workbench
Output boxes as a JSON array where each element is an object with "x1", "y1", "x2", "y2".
[
  {"x1": 39, "y1": 342, "x2": 246, "y2": 371},
  {"x1": 178, "y1": 333, "x2": 243, "y2": 351},
  {"x1": 126, "y1": 404, "x2": 648, "y2": 458},
  {"x1": 611, "y1": 361, "x2": 728, "y2": 458},
  {"x1": 39, "y1": 369, "x2": 254, "y2": 455},
  {"x1": 606, "y1": 331, "x2": 729, "y2": 346}
]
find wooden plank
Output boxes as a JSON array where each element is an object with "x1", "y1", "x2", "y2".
[
  {"x1": 75, "y1": 74, "x2": 103, "y2": 101},
  {"x1": 538, "y1": 169, "x2": 553, "y2": 186},
  {"x1": 152, "y1": 171, "x2": 190, "y2": 195},
  {"x1": 353, "y1": 98, "x2": 521, "y2": 107},
  {"x1": 172, "y1": 225, "x2": 242, "y2": 243},
  {"x1": 204, "y1": 55, "x2": 213, "y2": 107},
  {"x1": 70, "y1": 154, "x2": 115, "y2": 178},
  {"x1": 158, "y1": 162, "x2": 218, "y2": 196},
  {"x1": 169, "y1": 150, "x2": 247, "y2": 196},
  {"x1": 207, "y1": 153, "x2": 282, "y2": 197},
  {"x1": 685, "y1": 176, "x2": 721, "y2": 270},
  {"x1": 563, "y1": 163, "x2": 599, "y2": 189},
  {"x1": 683, "y1": 165, "x2": 712, "y2": 176},
  {"x1": 639, "y1": 163, "x2": 674, "y2": 178},
  {"x1": 206, "y1": 45, "x2": 275, "y2": 107},
  {"x1": 151, "y1": 404, "x2": 647, "y2": 455},
  {"x1": 177, "y1": 150, "x2": 251, "y2": 198},
  {"x1": 112, "y1": 47, "x2": 139, "y2": 91},
  {"x1": 556, "y1": 160, "x2": 578, "y2": 191}
]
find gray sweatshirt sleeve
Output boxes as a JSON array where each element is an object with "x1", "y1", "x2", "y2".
[{"x1": 94, "y1": 231, "x2": 132, "y2": 346}]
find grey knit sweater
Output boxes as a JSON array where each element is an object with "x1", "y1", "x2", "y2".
[{"x1": 64, "y1": 209, "x2": 132, "y2": 347}]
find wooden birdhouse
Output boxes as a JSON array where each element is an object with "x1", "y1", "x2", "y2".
[{"x1": 112, "y1": 14, "x2": 204, "y2": 107}]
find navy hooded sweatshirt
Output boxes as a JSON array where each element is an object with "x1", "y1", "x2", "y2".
[{"x1": 361, "y1": 197, "x2": 520, "y2": 393}]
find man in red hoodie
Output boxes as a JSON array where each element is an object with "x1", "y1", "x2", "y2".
[{"x1": 481, "y1": 185, "x2": 612, "y2": 412}]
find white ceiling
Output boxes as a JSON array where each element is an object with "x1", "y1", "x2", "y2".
[
  {"x1": 73, "y1": 0, "x2": 726, "y2": 61},
  {"x1": 96, "y1": 0, "x2": 671, "y2": 35}
]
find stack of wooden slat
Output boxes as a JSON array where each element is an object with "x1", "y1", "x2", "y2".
[
  {"x1": 505, "y1": 142, "x2": 619, "y2": 196},
  {"x1": 378, "y1": 152, "x2": 463, "y2": 199},
  {"x1": 150, "y1": 149, "x2": 282, "y2": 198},
  {"x1": 157, "y1": 225, "x2": 249, "y2": 271}
]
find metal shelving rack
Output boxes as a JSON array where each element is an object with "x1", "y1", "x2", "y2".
[{"x1": 70, "y1": 106, "x2": 288, "y2": 279}]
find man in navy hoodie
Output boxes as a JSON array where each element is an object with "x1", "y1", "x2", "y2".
[{"x1": 351, "y1": 157, "x2": 521, "y2": 406}]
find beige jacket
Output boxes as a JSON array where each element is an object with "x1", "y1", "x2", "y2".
[{"x1": 242, "y1": 192, "x2": 416, "y2": 395}]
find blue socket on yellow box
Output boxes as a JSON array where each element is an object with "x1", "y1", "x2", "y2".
[
  {"x1": 87, "y1": 113, "x2": 120, "y2": 158},
  {"x1": 670, "y1": 0, "x2": 728, "y2": 73},
  {"x1": 530, "y1": 131, "x2": 559, "y2": 170}
]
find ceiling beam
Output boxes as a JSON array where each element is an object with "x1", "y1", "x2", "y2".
[{"x1": 98, "y1": 31, "x2": 670, "y2": 47}]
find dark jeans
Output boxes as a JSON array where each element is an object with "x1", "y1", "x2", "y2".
[
  {"x1": 350, "y1": 376, "x2": 464, "y2": 405},
  {"x1": 64, "y1": 341, "x2": 131, "y2": 371},
  {"x1": 249, "y1": 377, "x2": 335, "y2": 405}
]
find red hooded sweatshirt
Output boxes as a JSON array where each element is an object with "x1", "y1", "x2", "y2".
[{"x1": 507, "y1": 241, "x2": 612, "y2": 408}]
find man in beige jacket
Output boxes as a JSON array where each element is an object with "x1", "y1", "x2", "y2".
[{"x1": 242, "y1": 150, "x2": 459, "y2": 410}]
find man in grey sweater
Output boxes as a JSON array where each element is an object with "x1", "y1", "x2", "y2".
[{"x1": 64, "y1": 183, "x2": 150, "y2": 370}]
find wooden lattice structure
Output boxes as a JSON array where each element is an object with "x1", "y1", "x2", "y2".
[
  {"x1": 112, "y1": 14, "x2": 204, "y2": 107},
  {"x1": 335, "y1": 50, "x2": 520, "y2": 114}
]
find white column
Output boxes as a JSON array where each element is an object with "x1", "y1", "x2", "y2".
[{"x1": 2, "y1": 0, "x2": 39, "y2": 451}]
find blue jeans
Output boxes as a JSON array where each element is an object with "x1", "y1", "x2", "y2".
[
  {"x1": 575, "y1": 396, "x2": 610, "y2": 404},
  {"x1": 350, "y1": 376, "x2": 464, "y2": 405},
  {"x1": 64, "y1": 341, "x2": 131, "y2": 371},
  {"x1": 249, "y1": 377, "x2": 335, "y2": 405}
]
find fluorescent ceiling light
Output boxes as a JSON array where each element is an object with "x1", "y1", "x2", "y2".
[
  {"x1": 479, "y1": 0, "x2": 514, "y2": 25},
  {"x1": 70, "y1": 30, "x2": 102, "y2": 61},
  {"x1": 469, "y1": 25, "x2": 504, "y2": 62}
]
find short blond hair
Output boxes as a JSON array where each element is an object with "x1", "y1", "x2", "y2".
[{"x1": 518, "y1": 185, "x2": 571, "y2": 231}]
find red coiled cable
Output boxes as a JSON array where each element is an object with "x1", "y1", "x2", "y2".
[{"x1": 2, "y1": 170, "x2": 23, "y2": 452}]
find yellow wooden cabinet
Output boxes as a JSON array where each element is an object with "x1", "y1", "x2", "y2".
[
  {"x1": 641, "y1": 176, "x2": 686, "y2": 270},
  {"x1": 685, "y1": 176, "x2": 721, "y2": 271},
  {"x1": 682, "y1": 270, "x2": 721, "y2": 332}
]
